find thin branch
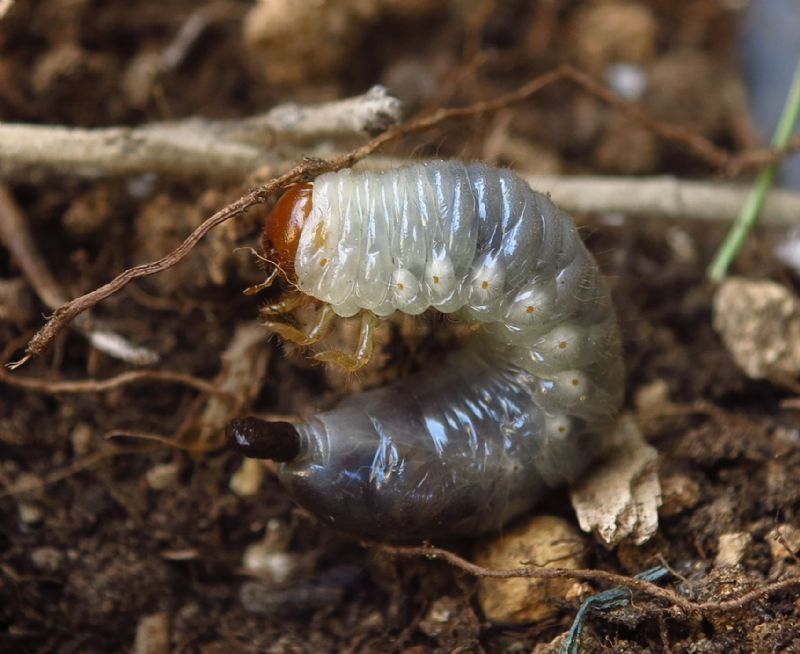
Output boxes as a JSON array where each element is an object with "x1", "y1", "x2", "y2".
[
  {"x1": 380, "y1": 543, "x2": 800, "y2": 618},
  {"x1": 380, "y1": 543, "x2": 696, "y2": 615},
  {"x1": 8, "y1": 186, "x2": 273, "y2": 366},
  {"x1": 0, "y1": 86, "x2": 402, "y2": 181},
  {"x1": 0, "y1": 366, "x2": 230, "y2": 397},
  {"x1": 526, "y1": 174, "x2": 800, "y2": 225}
]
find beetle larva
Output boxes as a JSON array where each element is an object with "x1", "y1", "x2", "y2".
[{"x1": 227, "y1": 161, "x2": 624, "y2": 541}]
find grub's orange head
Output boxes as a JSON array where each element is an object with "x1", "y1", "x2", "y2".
[{"x1": 262, "y1": 183, "x2": 314, "y2": 280}]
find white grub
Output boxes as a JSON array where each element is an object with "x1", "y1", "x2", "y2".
[{"x1": 273, "y1": 162, "x2": 623, "y2": 540}]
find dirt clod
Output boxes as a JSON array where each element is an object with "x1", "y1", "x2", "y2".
[{"x1": 474, "y1": 515, "x2": 588, "y2": 624}]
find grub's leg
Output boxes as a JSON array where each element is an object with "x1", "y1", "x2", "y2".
[
  {"x1": 243, "y1": 267, "x2": 280, "y2": 296},
  {"x1": 263, "y1": 303, "x2": 335, "y2": 347},
  {"x1": 313, "y1": 311, "x2": 377, "y2": 372},
  {"x1": 259, "y1": 292, "x2": 309, "y2": 316}
]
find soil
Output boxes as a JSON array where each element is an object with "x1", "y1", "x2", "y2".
[{"x1": 2, "y1": 1, "x2": 800, "y2": 653}]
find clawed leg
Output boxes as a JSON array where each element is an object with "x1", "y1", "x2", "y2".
[
  {"x1": 263, "y1": 303, "x2": 335, "y2": 347},
  {"x1": 313, "y1": 311, "x2": 377, "y2": 372},
  {"x1": 259, "y1": 291, "x2": 309, "y2": 316},
  {"x1": 243, "y1": 267, "x2": 279, "y2": 296}
]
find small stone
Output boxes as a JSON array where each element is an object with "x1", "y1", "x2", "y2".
[
  {"x1": 418, "y1": 596, "x2": 458, "y2": 638},
  {"x1": 70, "y1": 423, "x2": 93, "y2": 456},
  {"x1": 571, "y1": 1, "x2": 658, "y2": 69},
  {"x1": 30, "y1": 546, "x2": 63, "y2": 572},
  {"x1": 766, "y1": 524, "x2": 800, "y2": 562},
  {"x1": 715, "y1": 532, "x2": 752, "y2": 567},
  {"x1": 604, "y1": 63, "x2": 647, "y2": 101},
  {"x1": 474, "y1": 515, "x2": 588, "y2": 624},
  {"x1": 229, "y1": 458, "x2": 265, "y2": 497},
  {"x1": 570, "y1": 414, "x2": 661, "y2": 546},
  {"x1": 242, "y1": 545, "x2": 299, "y2": 585},
  {"x1": 18, "y1": 501, "x2": 43, "y2": 524},
  {"x1": 659, "y1": 473, "x2": 701, "y2": 518},
  {"x1": 242, "y1": 519, "x2": 299, "y2": 584},
  {"x1": 133, "y1": 612, "x2": 170, "y2": 654},
  {"x1": 644, "y1": 50, "x2": 731, "y2": 136},
  {"x1": 634, "y1": 379, "x2": 670, "y2": 412},
  {"x1": 243, "y1": 0, "x2": 378, "y2": 84},
  {"x1": 145, "y1": 462, "x2": 180, "y2": 490},
  {"x1": 712, "y1": 278, "x2": 800, "y2": 379}
]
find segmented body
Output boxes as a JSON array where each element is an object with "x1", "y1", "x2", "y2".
[{"x1": 275, "y1": 161, "x2": 623, "y2": 539}]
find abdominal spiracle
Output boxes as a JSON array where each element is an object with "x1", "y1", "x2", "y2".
[{"x1": 227, "y1": 160, "x2": 624, "y2": 541}]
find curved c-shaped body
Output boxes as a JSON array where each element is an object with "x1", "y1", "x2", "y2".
[{"x1": 252, "y1": 161, "x2": 624, "y2": 540}]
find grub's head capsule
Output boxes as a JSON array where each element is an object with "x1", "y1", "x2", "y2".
[{"x1": 262, "y1": 183, "x2": 314, "y2": 280}]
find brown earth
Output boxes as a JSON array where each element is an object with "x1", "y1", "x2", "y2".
[{"x1": 1, "y1": 1, "x2": 799, "y2": 652}]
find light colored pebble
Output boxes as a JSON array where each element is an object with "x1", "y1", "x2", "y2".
[
  {"x1": 145, "y1": 462, "x2": 180, "y2": 491},
  {"x1": 243, "y1": 0, "x2": 378, "y2": 84},
  {"x1": 604, "y1": 63, "x2": 647, "y2": 101},
  {"x1": 712, "y1": 277, "x2": 800, "y2": 379},
  {"x1": 570, "y1": 414, "x2": 661, "y2": 546},
  {"x1": 70, "y1": 423, "x2": 93, "y2": 455},
  {"x1": 634, "y1": 378, "x2": 670, "y2": 412},
  {"x1": 133, "y1": 612, "x2": 170, "y2": 654},
  {"x1": 229, "y1": 458, "x2": 265, "y2": 497},
  {"x1": 18, "y1": 501, "x2": 43, "y2": 524},
  {"x1": 418, "y1": 596, "x2": 460, "y2": 638},
  {"x1": 571, "y1": 1, "x2": 658, "y2": 69},
  {"x1": 242, "y1": 545, "x2": 299, "y2": 585},
  {"x1": 30, "y1": 546, "x2": 63, "y2": 572},
  {"x1": 473, "y1": 515, "x2": 588, "y2": 624},
  {"x1": 242, "y1": 519, "x2": 299, "y2": 584},
  {"x1": 715, "y1": 532, "x2": 752, "y2": 567}
]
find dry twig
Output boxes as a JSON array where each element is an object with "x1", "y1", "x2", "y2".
[
  {"x1": 0, "y1": 366, "x2": 229, "y2": 397},
  {"x1": 12, "y1": 65, "x2": 800, "y2": 366},
  {"x1": 0, "y1": 86, "x2": 402, "y2": 181},
  {"x1": 380, "y1": 543, "x2": 800, "y2": 618}
]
